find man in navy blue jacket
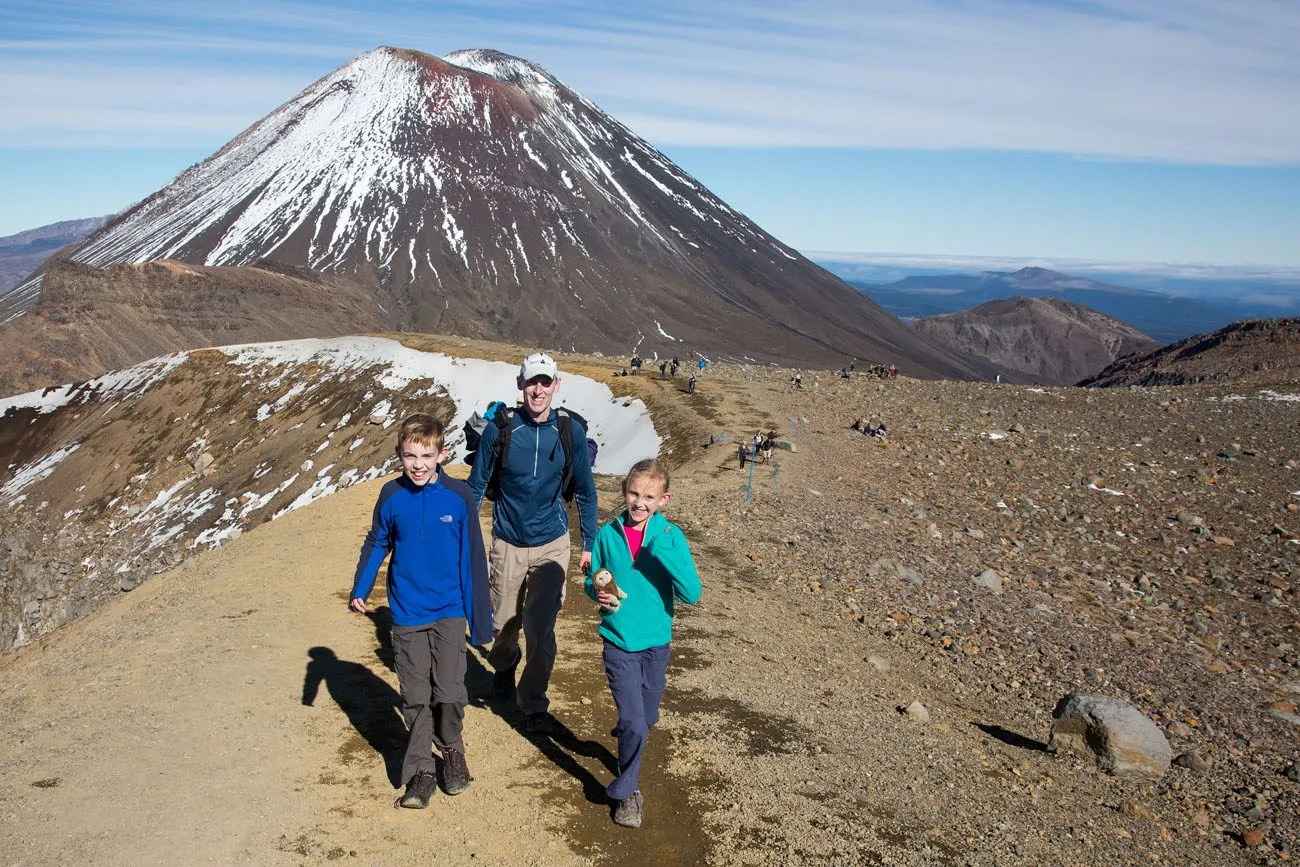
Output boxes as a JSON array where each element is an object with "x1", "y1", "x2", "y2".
[
  {"x1": 468, "y1": 352, "x2": 598, "y2": 734},
  {"x1": 351, "y1": 415, "x2": 490, "y2": 809}
]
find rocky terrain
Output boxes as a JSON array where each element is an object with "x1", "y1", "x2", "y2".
[
  {"x1": 1083, "y1": 317, "x2": 1300, "y2": 388},
  {"x1": 1, "y1": 334, "x2": 1297, "y2": 865},
  {"x1": 911, "y1": 295, "x2": 1161, "y2": 385}
]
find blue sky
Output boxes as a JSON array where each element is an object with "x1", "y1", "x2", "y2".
[{"x1": 2, "y1": 0, "x2": 1298, "y2": 276}]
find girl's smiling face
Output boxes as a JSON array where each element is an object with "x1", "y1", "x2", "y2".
[{"x1": 622, "y1": 472, "x2": 671, "y2": 530}]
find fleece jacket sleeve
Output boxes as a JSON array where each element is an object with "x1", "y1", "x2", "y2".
[
  {"x1": 350, "y1": 485, "x2": 394, "y2": 601},
  {"x1": 569, "y1": 422, "x2": 599, "y2": 552},
  {"x1": 465, "y1": 419, "x2": 499, "y2": 513}
]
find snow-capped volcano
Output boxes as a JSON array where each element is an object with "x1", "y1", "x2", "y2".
[{"x1": 2, "y1": 46, "x2": 988, "y2": 377}]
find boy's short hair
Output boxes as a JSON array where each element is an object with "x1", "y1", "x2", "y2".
[
  {"x1": 625, "y1": 458, "x2": 669, "y2": 491},
  {"x1": 396, "y1": 413, "x2": 445, "y2": 452}
]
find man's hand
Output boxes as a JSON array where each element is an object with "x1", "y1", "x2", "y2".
[
  {"x1": 349, "y1": 597, "x2": 368, "y2": 614},
  {"x1": 579, "y1": 551, "x2": 592, "y2": 573}
]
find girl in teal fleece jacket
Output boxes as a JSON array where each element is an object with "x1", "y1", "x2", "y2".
[{"x1": 584, "y1": 458, "x2": 701, "y2": 828}]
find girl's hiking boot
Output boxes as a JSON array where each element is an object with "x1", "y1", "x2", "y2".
[
  {"x1": 611, "y1": 790, "x2": 643, "y2": 828},
  {"x1": 399, "y1": 770, "x2": 437, "y2": 809},
  {"x1": 442, "y1": 749, "x2": 471, "y2": 795}
]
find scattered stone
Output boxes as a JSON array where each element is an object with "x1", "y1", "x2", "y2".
[
  {"x1": 894, "y1": 562, "x2": 923, "y2": 585},
  {"x1": 901, "y1": 700, "x2": 930, "y2": 723},
  {"x1": 1174, "y1": 751, "x2": 1209, "y2": 772},
  {"x1": 1242, "y1": 827, "x2": 1265, "y2": 847},
  {"x1": 1010, "y1": 423, "x2": 1025, "y2": 433},
  {"x1": 974, "y1": 569, "x2": 1003, "y2": 594},
  {"x1": 709, "y1": 432, "x2": 734, "y2": 445},
  {"x1": 1284, "y1": 762, "x2": 1300, "y2": 783},
  {"x1": 367, "y1": 410, "x2": 388, "y2": 425},
  {"x1": 1048, "y1": 693, "x2": 1172, "y2": 778},
  {"x1": 866, "y1": 655, "x2": 890, "y2": 672},
  {"x1": 1121, "y1": 800, "x2": 1157, "y2": 822},
  {"x1": 192, "y1": 451, "x2": 214, "y2": 476}
]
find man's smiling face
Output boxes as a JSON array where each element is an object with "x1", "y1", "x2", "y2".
[{"x1": 518, "y1": 373, "x2": 559, "y2": 422}]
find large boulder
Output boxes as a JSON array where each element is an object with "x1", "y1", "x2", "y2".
[{"x1": 1048, "y1": 693, "x2": 1172, "y2": 778}]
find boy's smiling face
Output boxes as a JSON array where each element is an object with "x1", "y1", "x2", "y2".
[
  {"x1": 396, "y1": 438, "x2": 440, "y2": 486},
  {"x1": 622, "y1": 472, "x2": 671, "y2": 530}
]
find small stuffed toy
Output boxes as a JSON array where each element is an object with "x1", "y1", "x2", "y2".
[{"x1": 592, "y1": 569, "x2": 627, "y2": 611}]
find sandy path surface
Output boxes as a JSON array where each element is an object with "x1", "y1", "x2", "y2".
[{"x1": 0, "y1": 476, "x2": 674, "y2": 866}]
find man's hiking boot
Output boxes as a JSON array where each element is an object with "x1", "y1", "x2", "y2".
[
  {"x1": 611, "y1": 790, "x2": 643, "y2": 828},
  {"x1": 399, "y1": 771, "x2": 437, "y2": 809},
  {"x1": 524, "y1": 712, "x2": 554, "y2": 735},
  {"x1": 442, "y1": 749, "x2": 471, "y2": 795},
  {"x1": 491, "y1": 658, "x2": 519, "y2": 701}
]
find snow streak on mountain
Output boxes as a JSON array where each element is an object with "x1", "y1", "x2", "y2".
[{"x1": 2, "y1": 47, "x2": 988, "y2": 376}]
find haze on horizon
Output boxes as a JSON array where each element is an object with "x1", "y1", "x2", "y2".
[{"x1": 1, "y1": 1, "x2": 1298, "y2": 276}]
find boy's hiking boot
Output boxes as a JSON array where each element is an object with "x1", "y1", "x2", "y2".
[
  {"x1": 491, "y1": 657, "x2": 519, "y2": 701},
  {"x1": 524, "y1": 711, "x2": 554, "y2": 735},
  {"x1": 611, "y1": 790, "x2": 643, "y2": 828},
  {"x1": 399, "y1": 770, "x2": 437, "y2": 809},
  {"x1": 442, "y1": 749, "x2": 471, "y2": 795}
]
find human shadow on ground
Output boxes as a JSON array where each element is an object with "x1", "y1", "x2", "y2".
[
  {"x1": 466, "y1": 649, "x2": 618, "y2": 805},
  {"x1": 302, "y1": 645, "x2": 407, "y2": 787},
  {"x1": 364, "y1": 605, "x2": 396, "y2": 672},
  {"x1": 973, "y1": 722, "x2": 1048, "y2": 752}
]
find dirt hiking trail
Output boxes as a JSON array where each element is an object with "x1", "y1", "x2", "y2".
[{"x1": 3, "y1": 357, "x2": 1289, "y2": 866}]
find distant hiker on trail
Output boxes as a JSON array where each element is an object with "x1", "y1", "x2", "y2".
[
  {"x1": 697, "y1": 357, "x2": 707, "y2": 372},
  {"x1": 468, "y1": 352, "x2": 599, "y2": 735},
  {"x1": 793, "y1": 371, "x2": 802, "y2": 389},
  {"x1": 687, "y1": 371, "x2": 696, "y2": 393},
  {"x1": 350, "y1": 414, "x2": 491, "y2": 809},
  {"x1": 659, "y1": 361, "x2": 667, "y2": 380},
  {"x1": 584, "y1": 459, "x2": 701, "y2": 828},
  {"x1": 670, "y1": 358, "x2": 679, "y2": 378},
  {"x1": 738, "y1": 442, "x2": 750, "y2": 470}
]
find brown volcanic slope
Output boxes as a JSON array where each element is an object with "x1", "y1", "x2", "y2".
[
  {"x1": 0, "y1": 258, "x2": 386, "y2": 397},
  {"x1": 1082, "y1": 317, "x2": 1300, "y2": 388},
  {"x1": 0, "y1": 46, "x2": 991, "y2": 385},
  {"x1": 912, "y1": 296, "x2": 1161, "y2": 386}
]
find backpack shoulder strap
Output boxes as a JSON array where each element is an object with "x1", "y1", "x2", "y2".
[
  {"x1": 555, "y1": 409, "x2": 574, "y2": 461},
  {"x1": 494, "y1": 406, "x2": 515, "y2": 467}
]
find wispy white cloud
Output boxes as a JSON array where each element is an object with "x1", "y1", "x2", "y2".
[{"x1": 2, "y1": 0, "x2": 1298, "y2": 162}]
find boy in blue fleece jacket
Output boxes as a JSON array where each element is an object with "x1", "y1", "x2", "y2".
[
  {"x1": 351, "y1": 415, "x2": 490, "y2": 809},
  {"x1": 584, "y1": 458, "x2": 701, "y2": 828}
]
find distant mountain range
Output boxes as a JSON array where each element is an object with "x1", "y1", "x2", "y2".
[
  {"x1": 0, "y1": 217, "x2": 108, "y2": 295},
  {"x1": 840, "y1": 266, "x2": 1270, "y2": 344}
]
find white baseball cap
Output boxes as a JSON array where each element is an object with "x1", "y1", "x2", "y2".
[{"x1": 519, "y1": 352, "x2": 558, "y2": 381}]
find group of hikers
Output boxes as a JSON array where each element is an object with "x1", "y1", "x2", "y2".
[
  {"x1": 737, "y1": 429, "x2": 778, "y2": 468},
  {"x1": 625, "y1": 351, "x2": 706, "y2": 394},
  {"x1": 349, "y1": 352, "x2": 701, "y2": 829}
]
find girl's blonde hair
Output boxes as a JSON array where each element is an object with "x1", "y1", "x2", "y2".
[{"x1": 625, "y1": 458, "x2": 669, "y2": 491}]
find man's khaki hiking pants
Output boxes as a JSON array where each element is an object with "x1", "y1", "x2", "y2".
[{"x1": 486, "y1": 533, "x2": 570, "y2": 716}]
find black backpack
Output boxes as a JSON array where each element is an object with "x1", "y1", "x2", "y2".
[{"x1": 463, "y1": 403, "x2": 597, "y2": 502}]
